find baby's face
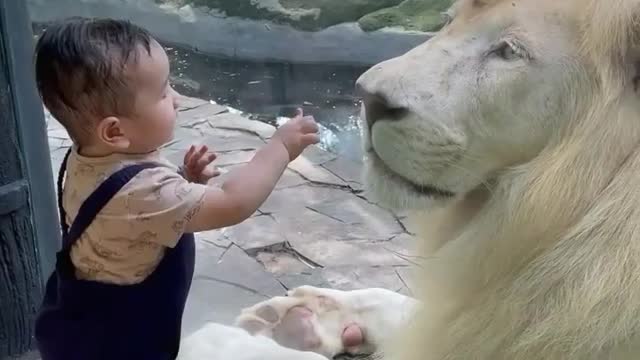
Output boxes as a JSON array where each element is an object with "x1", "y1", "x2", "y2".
[{"x1": 123, "y1": 40, "x2": 178, "y2": 153}]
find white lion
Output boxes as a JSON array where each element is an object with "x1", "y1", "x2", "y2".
[{"x1": 179, "y1": 0, "x2": 640, "y2": 359}]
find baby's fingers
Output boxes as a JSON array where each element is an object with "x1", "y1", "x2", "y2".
[
  {"x1": 197, "y1": 152, "x2": 216, "y2": 170},
  {"x1": 184, "y1": 145, "x2": 196, "y2": 165},
  {"x1": 193, "y1": 153, "x2": 214, "y2": 173},
  {"x1": 300, "y1": 116, "x2": 319, "y2": 133},
  {"x1": 196, "y1": 145, "x2": 209, "y2": 159},
  {"x1": 301, "y1": 133, "x2": 320, "y2": 146},
  {"x1": 187, "y1": 146, "x2": 208, "y2": 166}
]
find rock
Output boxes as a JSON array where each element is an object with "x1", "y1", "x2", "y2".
[
  {"x1": 194, "y1": 234, "x2": 227, "y2": 273},
  {"x1": 274, "y1": 169, "x2": 308, "y2": 189},
  {"x1": 212, "y1": 150, "x2": 257, "y2": 166},
  {"x1": 383, "y1": 233, "x2": 420, "y2": 264},
  {"x1": 259, "y1": 184, "x2": 347, "y2": 214},
  {"x1": 183, "y1": 245, "x2": 285, "y2": 330},
  {"x1": 395, "y1": 265, "x2": 419, "y2": 295},
  {"x1": 299, "y1": 144, "x2": 337, "y2": 165},
  {"x1": 211, "y1": 163, "x2": 307, "y2": 190},
  {"x1": 161, "y1": 0, "x2": 450, "y2": 33},
  {"x1": 179, "y1": 102, "x2": 229, "y2": 125},
  {"x1": 163, "y1": 144, "x2": 257, "y2": 169},
  {"x1": 29, "y1": 0, "x2": 432, "y2": 66},
  {"x1": 161, "y1": 125, "x2": 207, "y2": 154},
  {"x1": 320, "y1": 265, "x2": 407, "y2": 292},
  {"x1": 211, "y1": 245, "x2": 286, "y2": 296},
  {"x1": 306, "y1": 196, "x2": 404, "y2": 235},
  {"x1": 273, "y1": 206, "x2": 397, "y2": 244},
  {"x1": 166, "y1": 0, "x2": 450, "y2": 33},
  {"x1": 277, "y1": 270, "x2": 329, "y2": 290},
  {"x1": 220, "y1": 215, "x2": 289, "y2": 254},
  {"x1": 347, "y1": 181, "x2": 364, "y2": 192},
  {"x1": 255, "y1": 251, "x2": 313, "y2": 275},
  {"x1": 197, "y1": 228, "x2": 233, "y2": 248},
  {"x1": 289, "y1": 238, "x2": 410, "y2": 267},
  {"x1": 176, "y1": 95, "x2": 209, "y2": 110},
  {"x1": 359, "y1": 0, "x2": 451, "y2": 32},
  {"x1": 279, "y1": 0, "x2": 404, "y2": 30},
  {"x1": 288, "y1": 157, "x2": 347, "y2": 187},
  {"x1": 164, "y1": 0, "x2": 404, "y2": 31},
  {"x1": 192, "y1": 129, "x2": 267, "y2": 152},
  {"x1": 397, "y1": 214, "x2": 419, "y2": 235},
  {"x1": 207, "y1": 112, "x2": 276, "y2": 139},
  {"x1": 322, "y1": 156, "x2": 364, "y2": 184}
]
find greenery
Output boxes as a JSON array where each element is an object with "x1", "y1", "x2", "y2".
[
  {"x1": 359, "y1": 0, "x2": 452, "y2": 32},
  {"x1": 279, "y1": 0, "x2": 403, "y2": 30},
  {"x1": 158, "y1": 0, "x2": 452, "y2": 32}
]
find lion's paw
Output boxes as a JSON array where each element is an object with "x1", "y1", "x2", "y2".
[
  {"x1": 234, "y1": 287, "x2": 365, "y2": 358},
  {"x1": 286, "y1": 285, "x2": 327, "y2": 298}
]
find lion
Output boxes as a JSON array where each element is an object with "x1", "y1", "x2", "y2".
[{"x1": 178, "y1": 0, "x2": 640, "y2": 359}]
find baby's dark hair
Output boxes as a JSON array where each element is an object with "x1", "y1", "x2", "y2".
[{"x1": 35, "y1": 17, "x2": 154, "y2": 143}]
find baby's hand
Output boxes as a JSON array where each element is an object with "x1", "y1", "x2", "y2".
[
  {"x1": 273, "y1": 108, "x2": 320, "y2": 161},
  {"x1": 183, "y1": 145, "x2": 220, "y2": 184}
]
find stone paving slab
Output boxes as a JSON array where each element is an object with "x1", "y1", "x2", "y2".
[
  {"x1": 44, "y1": 95, "x2": 419, "y2": 336},
  {"x1": 321, "y1": 156, "x2": 363, "y2": 182},
  {"x1": 184, "y1": 244, "x2": 285, "y2": 333}
]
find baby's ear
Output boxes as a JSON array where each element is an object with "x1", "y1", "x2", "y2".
[{"x1": 97, "y1": 116, "x2": 130, "y2": 149}]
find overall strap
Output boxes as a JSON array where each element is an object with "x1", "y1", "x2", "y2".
[
  {"x1": 57, "y1": 148, "x2": 72, "y2": 236},
  {"x1": 57, "y1": 150, "x2": 157, "y2": 251}
]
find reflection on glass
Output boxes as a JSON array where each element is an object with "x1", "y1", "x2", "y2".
[{"x1": 28, "y1": 0, "x2": 449, "y2": 161}]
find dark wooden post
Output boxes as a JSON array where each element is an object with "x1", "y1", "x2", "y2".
[{"x1": 0, "y1": 0, "x2": 60, "y2": 357}]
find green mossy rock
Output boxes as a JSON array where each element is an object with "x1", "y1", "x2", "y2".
[
  {"x1": 359, "y1": 0, "x2": 453, "y2": 32},
  {"x1": 158, "y1": 0, "x2": 452, "y2": 32},
  {"x1": 279, "y1": 0, "x2": 403, "y2": 29}
]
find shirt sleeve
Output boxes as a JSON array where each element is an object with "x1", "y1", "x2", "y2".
[{"x1": 106, "y1": 166, "x2": 208, "y2": 248}]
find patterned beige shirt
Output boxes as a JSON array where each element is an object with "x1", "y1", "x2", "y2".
[{"x1": 63, "y1": 148, "x2": 207, "y2": 285}]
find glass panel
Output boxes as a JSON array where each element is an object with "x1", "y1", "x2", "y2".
[{"x1": 26, "y1": 2, "x2": 449, "y2": 355}]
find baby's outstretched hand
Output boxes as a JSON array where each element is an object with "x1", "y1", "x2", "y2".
[
  {"x1": 273, "y1": 108, "x2": 320, "y2": 161},
  {"x1": 183, "y1": 145, "x2": 220, "y2": 184}
]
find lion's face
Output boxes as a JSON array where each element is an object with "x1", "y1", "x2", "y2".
[{"x1": 357, "y1": 0, "x2": 587, "y2": 210}]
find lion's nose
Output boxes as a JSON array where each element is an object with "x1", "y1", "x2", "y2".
[{"x1": 356, "y1": 82, "x2": 408, "y2": 127}]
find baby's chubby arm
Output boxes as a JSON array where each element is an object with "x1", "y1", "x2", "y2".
[{"x1": 184, "y1": 109, "x2": 319, "y2": 233}]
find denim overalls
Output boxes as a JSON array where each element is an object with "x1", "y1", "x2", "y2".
[{"x1": 35, "y1": 151, "x2": 195, "y2": 359}]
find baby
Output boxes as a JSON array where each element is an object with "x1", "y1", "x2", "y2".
[{"x1": 33, "y1": 17, "x2": 319, "y2": 360}]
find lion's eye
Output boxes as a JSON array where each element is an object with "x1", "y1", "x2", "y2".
[{"x1": 492, "y1": 41, "x2": 525, "y2": 61}]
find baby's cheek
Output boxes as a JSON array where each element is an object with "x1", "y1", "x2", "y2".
[{"x1": 157, "y1": 104, "x2": 176, "y2": 130}]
